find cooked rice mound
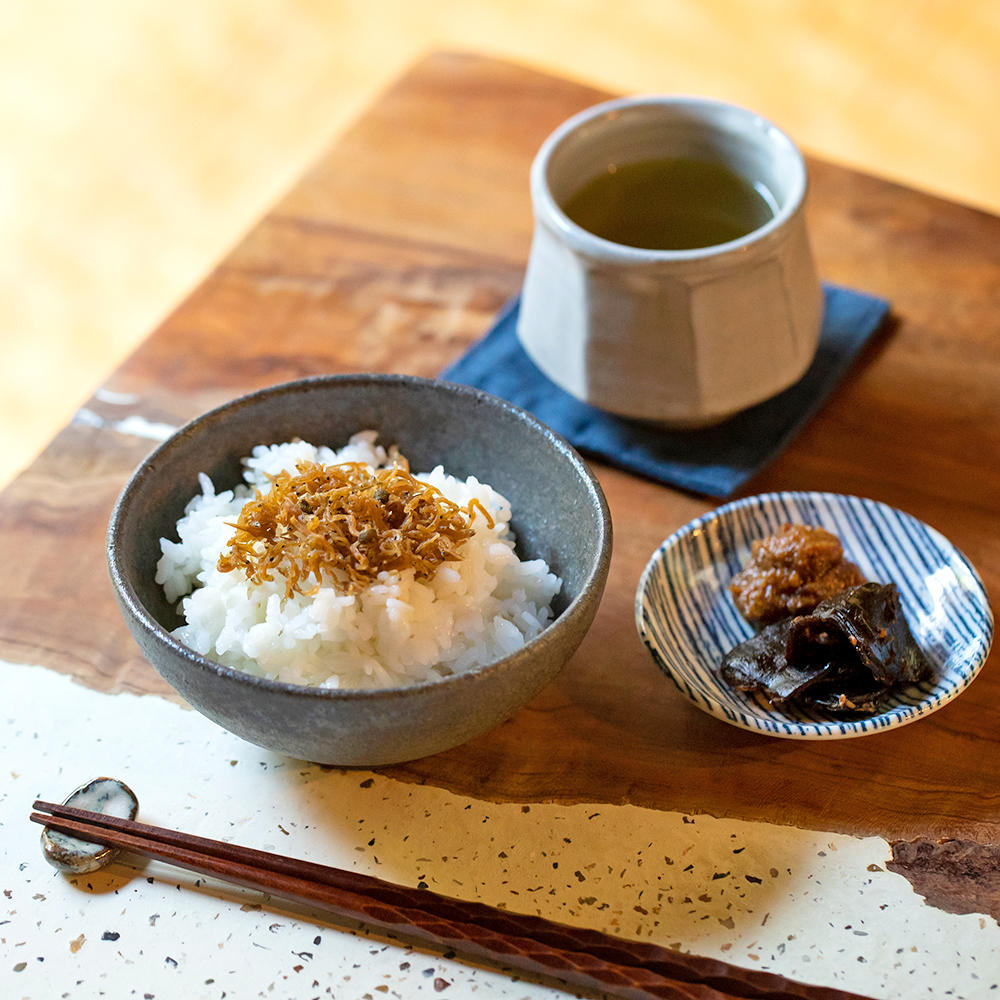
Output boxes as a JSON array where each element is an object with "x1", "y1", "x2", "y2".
[{"x1": 155, "y1": 432, "x2": 562, "y2": 689}]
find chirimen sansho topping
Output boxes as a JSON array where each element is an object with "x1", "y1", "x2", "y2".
[{"x1": 218, "y1": 461, "x2": 494, "y2": 597}]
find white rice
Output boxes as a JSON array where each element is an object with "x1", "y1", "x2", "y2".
[{"x1": 155, "y1": 431, "x2": 562, "y2": 689}]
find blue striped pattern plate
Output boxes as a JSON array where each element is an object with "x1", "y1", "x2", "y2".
[{"x1": 635, "y1": 492, "x2": 993, "y2": 739}]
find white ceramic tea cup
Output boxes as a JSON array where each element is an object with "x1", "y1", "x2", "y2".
[{"x1": 517, "y1": 95, "x2": 823, "y2": 426}]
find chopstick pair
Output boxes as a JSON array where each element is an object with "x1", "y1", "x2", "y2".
[{"x1": 31, "y1": 800, "x2": 868, "y2": 1000}]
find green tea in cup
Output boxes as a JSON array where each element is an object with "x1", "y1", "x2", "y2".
[
  {"x1": 561, "y1": 157, "x2": 776, "y2": 251},
  {"x1": 517, "y1": 94, "x2": 823, "y2": 425}
]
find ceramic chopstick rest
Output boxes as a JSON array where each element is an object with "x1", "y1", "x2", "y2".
[{"x1": 40, "y1": 776, "x2": 139, "y2": 873}]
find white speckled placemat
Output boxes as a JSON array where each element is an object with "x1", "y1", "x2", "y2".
[{"x1": 2, "y1": 661, "x2": 996, "y2": 1000}]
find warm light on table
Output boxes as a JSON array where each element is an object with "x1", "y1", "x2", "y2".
[{"x1": 2, "y1": 1, "x2": 1000, "y2": 486}]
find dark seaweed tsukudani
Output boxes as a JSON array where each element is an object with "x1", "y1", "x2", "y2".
[{"x1": 721, "y1": 582, "x2": 933, "y2": 715}]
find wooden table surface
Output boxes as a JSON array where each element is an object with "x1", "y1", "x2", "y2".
[{"x1": 3, "y1": 52, "x2": 997, "y2": 869}]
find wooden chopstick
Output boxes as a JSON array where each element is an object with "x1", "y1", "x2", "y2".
[{"x1": 32, "y1": 800, "x2": 870, "y2": 1000}]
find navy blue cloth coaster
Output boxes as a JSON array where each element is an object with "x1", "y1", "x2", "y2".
[{"x1": 440, "y1": 283, "x2": 890, "y2": 498}]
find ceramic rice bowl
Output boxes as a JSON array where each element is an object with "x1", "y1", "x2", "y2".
[{"x1": 108, "y1": 374, "x2": 612, "y2": 767}]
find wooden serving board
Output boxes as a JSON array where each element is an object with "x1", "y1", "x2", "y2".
[{"x1": 3, "y1": 52, "x2": 997, "y2": 848}]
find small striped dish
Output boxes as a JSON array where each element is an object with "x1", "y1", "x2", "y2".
[{"x1": 635, "y1": 492, "x2": 993, "y2": 739}]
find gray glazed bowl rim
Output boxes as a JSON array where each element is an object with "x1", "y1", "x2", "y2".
[{"x1": 107, "y1": 373, "x2": 612, "y2": 707}]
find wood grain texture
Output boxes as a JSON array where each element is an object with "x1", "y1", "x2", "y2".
[{"x1": 2, "y1": 53, "x2": 997, "y2": 845}]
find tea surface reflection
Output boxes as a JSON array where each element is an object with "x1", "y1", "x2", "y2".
[{"x1": 561, "y1": 157, "x2": 775, "y2": 251}]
